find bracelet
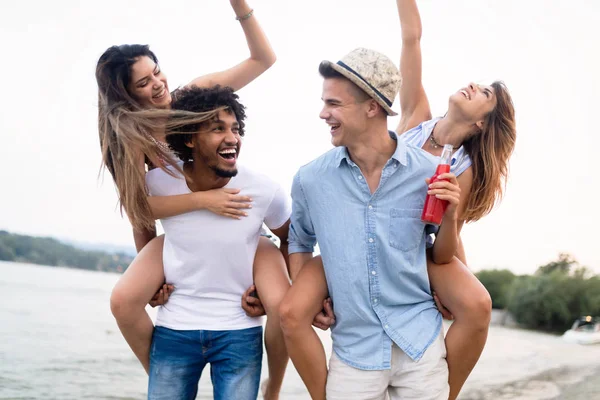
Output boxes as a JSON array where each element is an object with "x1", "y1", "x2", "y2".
[{"x1": 236, "y1": 9, "x2": 254, "y2": 21}]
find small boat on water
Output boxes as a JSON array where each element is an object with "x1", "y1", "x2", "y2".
[{"x1": 562, "y1": 316, "x2": 600, "y2": 345}]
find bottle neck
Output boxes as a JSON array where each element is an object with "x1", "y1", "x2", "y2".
[{"x1": 439, "y1": 144, "x2": 454, "y2": 165}]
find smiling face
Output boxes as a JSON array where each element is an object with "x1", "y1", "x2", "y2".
[
  {"x1": 319, "y1": 77, "x2": 373, "y2": 147},
  {"x1": 127, "y1": 56, "x2": 171, "y2": 109},
  {"x1": 185, "y1": 110, "x2": 241, "y2": 178},
  {"x1": 449, "y1": 82, "x2": 498, "y2": 128}
]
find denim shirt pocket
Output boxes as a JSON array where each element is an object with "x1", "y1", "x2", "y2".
[{"x1": 389, "y1": 208, "x2": 425, "y2": 252}]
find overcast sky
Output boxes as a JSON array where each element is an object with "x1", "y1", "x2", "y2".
[{"x1": 1, "y1": 0, "x2": 598, "y2": 275}]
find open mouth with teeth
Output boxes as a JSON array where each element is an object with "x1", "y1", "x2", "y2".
[
  {"x1": 153, "y1": 87, "x2": 167, "y2": 100},
  {"x1": 218, "y1": 148, "x2": 238, "y2": 164},
  {"x1": 329, "y1": 123, "x2": 341, "y2": 135},
  {"x1": 460, "y1": 89, "x2": 471, "y2": 100}
]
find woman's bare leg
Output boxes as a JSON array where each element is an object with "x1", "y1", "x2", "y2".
[
  {"x1": 428, "y1": 256, "x2": 492, "y2": 400},
  {"x1": 110, "y1": 235, "x2": 165, "y2": 374},
  {"x1": 279, "y1": 256, "x2": 329, "y2": 400},
  {"x1": 253, "y1": 237, "x2": 291, "y2": 400}
]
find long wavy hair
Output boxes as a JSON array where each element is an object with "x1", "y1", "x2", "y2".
[
  {"x1": 462, "y1": 80, "x2": 516, "y2": 222},
  {"x1": 96, "y1": 44, "x2": 219, "y2": 231}
]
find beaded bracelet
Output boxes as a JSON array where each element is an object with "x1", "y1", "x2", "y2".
[{"x1": 236, "y1": 9, "x2": 254, "y2": 21}]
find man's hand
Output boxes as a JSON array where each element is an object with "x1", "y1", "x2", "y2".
[
  {"x1": 241, "y1": 285, "x2": 266, "y2": 317},
  {"x1": 312, "y1": 297, "x2": 336, "y2": 331},
  {"x1": 433, "y1": 291, "x2": 454, "y2": 320},
  {"x1": 149, "y1": 283, "x2": 174, "y2": 307}
]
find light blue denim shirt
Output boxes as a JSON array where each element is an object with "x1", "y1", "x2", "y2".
[{"x1": 288, "y1": 132, "x2": 442, "y2": 370}]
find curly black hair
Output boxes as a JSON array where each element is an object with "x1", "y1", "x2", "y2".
[{"x1": 166, "y1": 85, "x2": 246, "y2": 162}]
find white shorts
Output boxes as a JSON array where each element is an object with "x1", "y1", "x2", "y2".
[{"x1": 326, "y1": 331, "x2": 449, "y2": 400}]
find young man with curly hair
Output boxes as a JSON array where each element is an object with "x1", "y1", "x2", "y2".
[{"x1": 145, "y1": 85, "x2": 291, "y2": 400}]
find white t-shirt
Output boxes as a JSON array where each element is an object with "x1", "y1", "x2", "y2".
[{"x1": 145, "y1": 163, "x2": 291, "y2": 331}]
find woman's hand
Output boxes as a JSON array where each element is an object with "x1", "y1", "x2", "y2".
[
  {"x1": 426, "y1": 173, "x2": 461, "y2": 220},
  {"x1": 199, "y1": 188, "x2": 253, "y2": 219}
]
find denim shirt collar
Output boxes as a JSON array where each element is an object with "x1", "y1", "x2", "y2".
[{"x1": 335, "y1": 130, "x2": 408, "y2": 168}]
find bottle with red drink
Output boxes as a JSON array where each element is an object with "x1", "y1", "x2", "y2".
[{"x1": 421, "y1": 144, "x2": 454, "y2": 226}]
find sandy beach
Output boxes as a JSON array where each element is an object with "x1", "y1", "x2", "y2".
[
  {"x1": 272, "y1": 321, "x2": 600, "y2": 399},
  {"x1": 456, "y1": 321, "x2": 600, "y2": 399}
]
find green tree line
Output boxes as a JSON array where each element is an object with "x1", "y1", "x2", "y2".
[
  {"x1": 476, "y1": 253, "x2": 600, "y2": 332},
  {"x1": 0, "y1": 230, "x2": 133, "y2": 273}
]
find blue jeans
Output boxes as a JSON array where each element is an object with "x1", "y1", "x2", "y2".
[{"x1": 148, "y1": 325, "x2": 263, "y2": 400}]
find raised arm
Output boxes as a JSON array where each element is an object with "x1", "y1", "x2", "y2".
[
  {"x1": 188, "y1": 0, "x2": 276, "y2": 91},
  {"x1": 396, "y1": 0, "x2": 432, "y2": 134}
]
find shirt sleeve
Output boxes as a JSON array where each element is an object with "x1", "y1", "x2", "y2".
[
  {"x1": 264, "y1": 184, "x2": 292, "y2": 230},
  {"x1": 452, "y1": 151, "x2": 472, "y2": 177},
  {"x1": 288, "y1": 171, "x2": 317, "y2": 254}
]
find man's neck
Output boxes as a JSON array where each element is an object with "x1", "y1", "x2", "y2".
[
  {"x1": 346, "y1": 125, "x2": 396, "y2": 176},
  {"x1": 184, "y1": 162, "x2": 231, "y2": 192}
]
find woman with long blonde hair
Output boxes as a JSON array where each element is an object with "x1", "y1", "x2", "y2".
[
  {"x1": 96, "y1": 1, "x2": 290, "y2": 398},
  {"x1": 279, "y1": 1, "x2": 517, "y2": 399}
]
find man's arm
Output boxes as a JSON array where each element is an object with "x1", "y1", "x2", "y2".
[
  {"x1": 289, "y1": 252, "x2": 314, "y2": 282},
  {"x1": 132, "y1": 225, "x2": 157, "y2": 253},
  {"x1": 270, "y1": 219, "x2": 290, "y2": 268},
  {"x1": 287, "y1": 173, "x2": 317, "y2": 280}
]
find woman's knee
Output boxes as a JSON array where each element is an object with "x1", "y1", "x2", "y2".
[
  {"x1": 110, "y1": 276, "x2": 151, "y2": 321},
  {"x1": 279, "y1": 293, "x2": 312, "y2": 335},
  {"x1": 455, "y1": 286, "x2": 492, "y2": 329},
  {"x1": 110, "y1": 282, "x2": 135, "y2": 321},
  {"x1": 279, "y1": 295, "x2": 299, "y2": 333}
]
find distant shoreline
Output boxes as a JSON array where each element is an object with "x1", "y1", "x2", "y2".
[
  {"x1": 0, "y1": 260, "x2": 124, "y2": 275},
  {"x1": 0, "y1": 230, "x2": 132, "y2": 273}
]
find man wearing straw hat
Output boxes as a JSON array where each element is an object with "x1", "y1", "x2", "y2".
[{"x1": 282, "y1": 48, "x2": 451, "y2": 399}]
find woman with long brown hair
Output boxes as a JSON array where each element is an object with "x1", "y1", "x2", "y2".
[
  {"x1": 96, "y1": 1, "x2": 290, "y2": 398},
  {"x1": 279, "y1": 1, "x2": 516, "y2": 399},
  {"x1": 393, "y1": 1, "x2": 516, "y2": 398}
]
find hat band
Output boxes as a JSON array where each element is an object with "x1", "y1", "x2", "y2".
[{"x1": 336, "y1": 61, "x2": 393, "y2": 107}]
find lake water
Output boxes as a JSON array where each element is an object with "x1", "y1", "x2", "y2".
[{"x1": 0, "y1": 261, "x2": 325, "y2": 399}]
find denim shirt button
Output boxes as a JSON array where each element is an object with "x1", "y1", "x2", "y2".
[
  {"x1": 371, "y1": 270, "x2": 376, "y2": 275},
  {"x1": 368, "y1": 238, "x2": 374, "y2": 243}
]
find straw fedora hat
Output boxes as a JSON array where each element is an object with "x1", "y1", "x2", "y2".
[{"x1": 321, "y1": 48, "x2": 401, "y2": 116}]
